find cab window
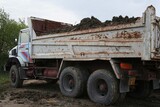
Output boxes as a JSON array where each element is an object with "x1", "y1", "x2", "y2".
[{"x1": 20, "y1": 31, "x2": 29, "y2": 43}]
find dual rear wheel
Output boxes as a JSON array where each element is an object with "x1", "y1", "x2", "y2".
[
  {"x1": 59, "y1": 67, "x2": 124, "y2": 105},
  {"x1": 129, "y1": 80, "x2": 152, "y2": 98},
  {"x1": 87, "y1": 69, "x2": 120, "y2": 105},
  {"x1": 59, "y1": 67, "x2": 89, "y2": 97}
]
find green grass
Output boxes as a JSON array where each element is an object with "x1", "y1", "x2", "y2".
[
  {"x1": 0, "y1": 71, "x2": 9, "y2": 84},
  {"x1": 0, "y1": 71, "x2": 9, "y2": 94}
]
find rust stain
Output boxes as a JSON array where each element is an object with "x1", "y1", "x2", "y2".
[
  {"x1": 115, "y1": 31, "x2": 142, "y2": 39},
  {"x1": 76, "y1": 51, "x2": 131, "y2": 55},
  {"x1": 70, "y1": 37, "x2": 77, "y2": 40},
  {"x1": 80, "y1": 52, "x2": 85, "y2": 56},
  {"x1": 138, "y1": 52, "x2": 141, "y2": 56},
  {"x1": 57, "y1": 40, "x2": 143, "y2": 42},
  {"x1": 69, "y1": 31, "x2": 142, "y2": 41},
  {"x1": 92, "y1": 34, "x2": 108, "y2": 39}
]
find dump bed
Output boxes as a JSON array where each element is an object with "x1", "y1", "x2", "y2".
[{"x1": 28, "y1": 6, "x2": 160, "y2": 61}]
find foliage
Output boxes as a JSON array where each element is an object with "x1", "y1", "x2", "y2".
[
  {"x1": 0, "y1": 72, "x2": 9, "y2": 94},
  {"x1": 0, "y1": 9, "x2": 27, "y2": 70},
  {"x1": 0, "y1": 72, "x2": 9, "y2": 84}
]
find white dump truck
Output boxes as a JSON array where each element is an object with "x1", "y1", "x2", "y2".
[{"x1": 5, "y1": 6, "x2": 160, "y2": 105}]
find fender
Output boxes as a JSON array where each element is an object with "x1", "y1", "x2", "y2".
[
  {"x1": 109, "y1": 59, "x2": 122, "y2": 79},
  {"x1": 110, "y1": 59, "x2": 129, "y2": 93},
  {"x1": 5, "y1": 56, "x2": 25, "y2": 71},
  {"x1": 15, "y1": 56, "x2": 25, "y2": 67}
]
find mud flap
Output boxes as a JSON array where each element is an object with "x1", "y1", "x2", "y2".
[
  {"x1": 153, "y1": 79, "x2": 160, "y2": 89},
  {"x1": 120, "y1": 79, "x2": 129, "y2": 93}
]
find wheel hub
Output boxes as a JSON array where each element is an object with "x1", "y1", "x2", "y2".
[
  {"x1": 99, "y1": 83, "x2": 107, "y2": 92},
  {"x1": 69, "y1": 79, "x2": 74, "y2": 89},
  {"x1": 96, "y1": 79, "x2": 108, "y2": 96},
  {"x1": 11, "y1": 70, "x2": 16, "y2": 83},
  {"x1": 63, "y1": 74, "x2": 75, "y2": 92}
]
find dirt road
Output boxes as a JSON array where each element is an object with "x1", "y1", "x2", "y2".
[{"x1": 0, "y1": 80, "x2": 160, "y2": 107}]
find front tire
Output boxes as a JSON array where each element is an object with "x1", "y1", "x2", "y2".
[
  {"x1": 10, "y1": 65, "x2": 23, "y2": 88},
  {"x1": 87, "y1": 69, "x2": 119, "y2": 105}
]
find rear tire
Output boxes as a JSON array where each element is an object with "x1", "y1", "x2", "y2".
[
  {"x1": 59, "y1": 67, "x2": 88, "y2": 97},
  {"x1": 10, "y1": 65, "x2": 23, "y2": 88},
  {"x1": 87, "y1": 69, "x2": 119, "y2": 105},
  {"x1": 129, "y1": 80, "x2": 152, "y2": 98}
]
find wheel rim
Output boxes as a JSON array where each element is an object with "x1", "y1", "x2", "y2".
[
  {"x1": 63, "y1": 74, "x2": 75, "y2": 92},
  {"x1": 11, "y1": 69, "x2": 16, "y2": 83},
  {"x1": 95, "y1": 79, "x2": 108, "y2": 96}
]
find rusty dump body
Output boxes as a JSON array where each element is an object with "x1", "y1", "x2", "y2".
[{"x1": 28, "y1": 6, "x2": 160, "y2": 61}]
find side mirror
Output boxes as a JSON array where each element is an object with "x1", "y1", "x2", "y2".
[{"x1": 15, "y1": 38, "x2": 17, "y2": 43}]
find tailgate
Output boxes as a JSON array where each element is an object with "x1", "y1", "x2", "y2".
[{"x1": 152, "y1": 17, "x2": 160, "y2": 59}]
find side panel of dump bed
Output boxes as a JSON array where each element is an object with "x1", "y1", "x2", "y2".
[
  {"x1": 31, "y1": 25, "x2": 144, "y2": 60},
  {"x1": 29, "y1": 6, "x2": 160, "y2": 61}
]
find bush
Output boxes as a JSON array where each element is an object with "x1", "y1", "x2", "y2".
[
  {"x1": 0, "y1": 9, "x2": 27, "y2": 71},
  {"x1": 0, "y1": 53, "x2": 8, "y2": 71},
  {"x1": 0, "y1": 71, "x2": 9, "y2": 84}
]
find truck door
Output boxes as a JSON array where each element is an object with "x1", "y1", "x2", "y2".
[{"x1": 18, "y1": 29, "x2": 32, "y2": 63}]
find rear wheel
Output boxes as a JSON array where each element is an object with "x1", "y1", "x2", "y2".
[
  {"x1": 87, "y1": 69, "x2": 119, "y2": 105},
  {"x1": 129, "y1": 80, "x2": 152, "y2": 98},
  {"x1": 59, "y1": 67, "x2": 88, "y2": 97},
  {"x1": 10, "y1": 65, "x2": 23, "y2": 88}
]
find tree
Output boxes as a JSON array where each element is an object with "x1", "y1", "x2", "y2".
[{"x1": 0, "y1": 9, "x2": 27, "y2": 70}]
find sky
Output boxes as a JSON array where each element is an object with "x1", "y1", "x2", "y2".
[{"x1": 0, "y1": 0, "x2": 160, "y2": 24}]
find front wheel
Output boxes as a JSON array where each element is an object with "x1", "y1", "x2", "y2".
[
  {"x1": 87, "y1": 69, "x2": 119, "y2": 105},
  {"x1": 10, "y1": 65, "x2": 23, "y2": 88}
]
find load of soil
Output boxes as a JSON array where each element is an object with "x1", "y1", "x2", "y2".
[{"x1": 49, "y1": 15, "x2": 139, "y2": 34}]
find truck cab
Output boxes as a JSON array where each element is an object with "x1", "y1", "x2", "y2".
[
  {"x1": 17, "y1": 28, "x2": 32, "y2": 63},
  {"x1": 5, "y1": 28, "x2": 31, "y2": 71}
]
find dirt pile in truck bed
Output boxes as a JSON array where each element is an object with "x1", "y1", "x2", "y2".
[
  {"x1": 74, "y1": 15, "x2": 139, "y2": 31},
  {"x1": 71, "y1": 16, "x2": 103, "y2": 31},
  {"x1": 104, "y1": 15, "x2": 139, "y2": 26},
  {"x1": 48, "y1": 16, "x2": 139, "y2": 34}
]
